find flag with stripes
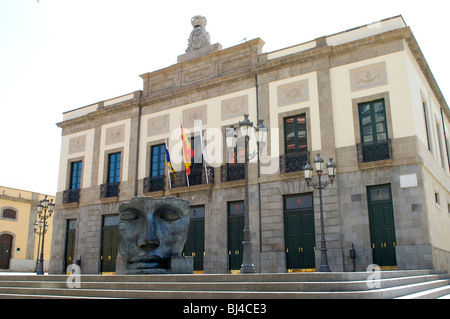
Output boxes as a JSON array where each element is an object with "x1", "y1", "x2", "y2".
[{"x1": 181, "y1": 124, "x2": 194, "y2": 175}]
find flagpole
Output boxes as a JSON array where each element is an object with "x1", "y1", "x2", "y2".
[
  {"x1": 201, "y1": 128, "x2": 209, "y2": 184},
  {"x1": 180, "y1": 117, "x2": 190, "y2": 187},
  {"x1": 204, "y1": 156, "x2": 209, "y2": 184},
  {"x1": 163, "y1": 125, "x2": 172, "y2": 189}
]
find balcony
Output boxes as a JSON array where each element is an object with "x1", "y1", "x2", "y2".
[
  {"x1": 220, "y1": 163, "x2": 245, "y2": 182},
  {"x1": 143, "y1": 175, "x2": 165, "y2": 193},
  {"x1": 357, "y1": 139, "x2": 393, "y2": 163},
  {"x1": 100, "y1": 182, "x2": 120, "y2": 198},
  {"x1": 62, "y1": 189, "x2": 80, "y2": 204},
  {"x1": 280, "y1": 151, "x2": 310, "y2": 174},
  {"x1": 169, "y1": 166, "x2": 214, "y2": 189}
]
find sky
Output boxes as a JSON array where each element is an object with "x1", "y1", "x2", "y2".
[{"x1": 0, "y1": 0, "x2": 449, "y2": 196}]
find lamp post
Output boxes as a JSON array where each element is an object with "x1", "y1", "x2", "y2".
[
  {"x1": 226, "y1": 114, "x2": 267, "y2": 274},
  {"x1": 303, "y1": 154, "x2": 337, "y2": 272},
  {"x1": 35, "y1": 195, "x2": 55, "y2": 275}
]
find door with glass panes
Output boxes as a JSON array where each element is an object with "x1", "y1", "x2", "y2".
[{"x1": 358, "y1": 99, "x2": 391, "y2": 162}]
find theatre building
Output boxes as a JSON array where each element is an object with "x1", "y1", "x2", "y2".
[{"x1": 50, "y1": 16, "x2": 450, "y2": 274}]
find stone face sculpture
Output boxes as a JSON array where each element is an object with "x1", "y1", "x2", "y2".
[{"x1": 118, "y1": 196, "x2": 192, "y2": 274}]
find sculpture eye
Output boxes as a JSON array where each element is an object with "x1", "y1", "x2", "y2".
[
  {"x1": 157, "y1": 208, "x2": 181, "y2": 222},
  {"x1": 120, "y1": 210, "x2": 139, "y2": 221}
]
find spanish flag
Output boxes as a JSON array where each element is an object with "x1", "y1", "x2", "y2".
[{"x1": 181, "y1": 124, "x2": 194, "y2": 175}]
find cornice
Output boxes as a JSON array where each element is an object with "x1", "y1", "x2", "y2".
[{"x1": 57, "y1": 27, "x2": 449, "y2": 129}]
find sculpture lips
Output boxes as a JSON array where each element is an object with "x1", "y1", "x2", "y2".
[{"x1": 130, "y1": 255, "x2": 169, "y2": 269}]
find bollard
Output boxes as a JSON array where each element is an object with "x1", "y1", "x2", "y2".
[{"x1": 349, "y1": 243, "x2": 356, "y2": 272}]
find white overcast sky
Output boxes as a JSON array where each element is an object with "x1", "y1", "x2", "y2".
[{"x1": 0, "y1": 0, "x2": 449, "y2": 195}]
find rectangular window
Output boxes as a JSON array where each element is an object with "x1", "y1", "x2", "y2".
[
  {"x1": 284, "y1": 194, "x2": 313, "y2": 210},
  {"x1": 368, "y1": 185, "x2": 392, "y2": 202},
  {"x1": 226, "y1": 135, "x2": 237, "y2": 164},
  {"x1": 423, "y1": 102, "x2": 432, "y2": 151},
  {"x1": 107, "y1": 152, "x2": 121, "y2": 183},
  {"x1": 359, "y1": 99, "x2": 388, "y2": 143},
  {"x1": 357, "y1": 99, "x2": 392, "y2": 163},
  {"x1": 2, "y1": 208, "x2": 17, "y2": 220},
  {"x1": 69, "y1": 161, "x2": 82, "y2": 190},
  {"x1": 436, "y1": 121, "x2": 446, "y2": 169},
  {"x1": 228, "y1": 201, "x2": 244, "y2": 216},
  {"x1": 226, "y1": 130, "x2": 245, "y2": 165},
  {"x1": 151, "y1": 144, "x2": 165, "y2": 177},
  {"x1": 284, "y1": 114, "x2": 307, "y2": 154},
  {"x1": 190, "y1": 136, "x2": 203, "y2": 168},
  {"x1": 435, "y1": 192, "x2": 440, "y2": 205}
]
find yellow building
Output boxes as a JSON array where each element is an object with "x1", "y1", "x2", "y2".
[{"x1": 0, "y1": 186, "x2": 55, "y2": 272}]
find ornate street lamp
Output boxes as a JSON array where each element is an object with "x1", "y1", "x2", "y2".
[
  {"x1": 304, "y1": 154, "x2": 337, "y2": 272},
  {"x1": 226, "y1": 114, "x2": 267, "y2": 273},
  {"x1": 35, "y1": 195, "x2": 54, "y2": 275}
]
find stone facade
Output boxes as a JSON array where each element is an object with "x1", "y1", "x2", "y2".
[{"x1": 51, "y1": 16, "x2": 450, "y2": 274}]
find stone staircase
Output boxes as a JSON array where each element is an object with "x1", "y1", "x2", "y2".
[{"x1": 0, "y1": 269, "x2": 449, "y2": 299}]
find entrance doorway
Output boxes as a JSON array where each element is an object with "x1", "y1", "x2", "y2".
[
  {"x1": 284, "y1": 194, "x2": 315, "y2": 271},
  {"x1": 64, "y1": 219, "x2": 77, "y2": 272},
  {"x1": 0, "y1": 234, "x2": 13, "y2": 269},
  {"x1": 183, "y1": 206, "x2": 205, "y2": 272},
  {"x1": 100, "y1": 215, "x2": 119, "y2": 273},
  {"x1": 367, "y1": 184, "x2": 397, "y2": 268},
  {"x1": 228, "y1": 201, "x2": 244, "y2": 273}
]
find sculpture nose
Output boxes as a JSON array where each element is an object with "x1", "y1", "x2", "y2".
[{"x1": 138, "y1": 215, "x2": 160, "y2": 250}]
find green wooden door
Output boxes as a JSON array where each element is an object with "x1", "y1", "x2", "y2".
[
  {"x1": 284, "y1": 194, "x2": 315, "y2": 270},
  {"x1": 228, "y1": 202, "x2": 244, "y2": 272},
  {"x1": 368, "y1": 185, "x2": 397, "y2": 267},
  {"x1": 183, "y1": 206, "x2": 205, "y2": 272},
  {"x1": 101, "y1": 215, "x2": 119, "y2": 273},
  {"x1": 64, "y1": 219, "x2": 77, "y2": 270}
]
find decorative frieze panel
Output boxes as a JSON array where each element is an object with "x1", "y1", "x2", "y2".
[
  {"x1": 68, "y1": 135, "x2": 86, "y2": 154},
  {"x1": 350, "y1": 62, "x2": 388, "y2": 91},
  {"x1": 277, "y1": 80, "x2": 309, "y2": 107},
  {"x1": 183, "y1": 105, "x2": 207, "y2": 128},
  {"x1": 105, "y1": 124, "x2": 125, "y2": 145},
  {"x1": 149, "y1": 77, "x2": 174, "y2": 93},
  {"x1": 147, "y1": 114, "x2": 169, "y2": 137},
  {"x1": 220, "y1": 55, "x2": 251, "y2": 74},
  {"x1": 182, "y1": 66, "x2": 211, "y2": 85},
  {"x1": 221, "y1": 95, "x2": 248, "y2": 120}
]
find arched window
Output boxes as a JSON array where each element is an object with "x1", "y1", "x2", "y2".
[{"x1": 1, "y1": 208, "x2": 17, "y2": 220}]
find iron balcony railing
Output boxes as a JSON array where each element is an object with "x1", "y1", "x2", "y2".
[
  {"x1": 143, "y1": 175, "x2": 165, "y2": 193},
  {"x1": 220, "y1": 163, "x2": 245, "y2": 182},
  {"x1": 169, "y1": 166, "x2": 215, "y2": 189},
  {"x1": 100, "y1": 182, "x2": 120, "y2": 198},
  {"x1": 279, "y1": 151, "x2": 310, "y2": 174},
  {"x1": 62, "y1": 189, "x2": 80, "y2": 204},
  {"x1": 357, "y1": 139, "x2": 393, "y2": 163}
]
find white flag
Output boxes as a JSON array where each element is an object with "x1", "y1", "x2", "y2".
[{"x1": 200, "y1": 128, "x2": 209, "y2": 165}]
